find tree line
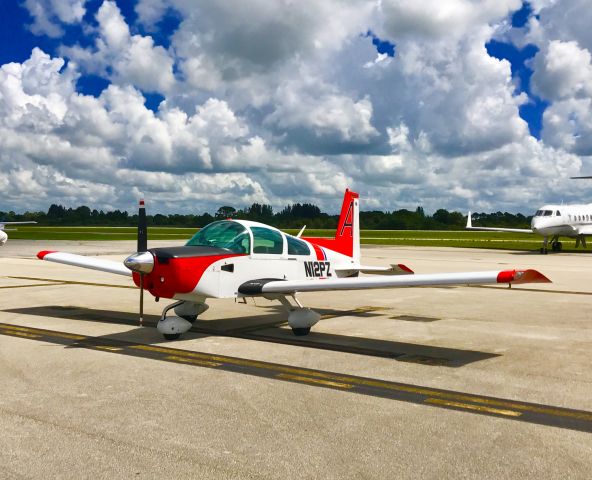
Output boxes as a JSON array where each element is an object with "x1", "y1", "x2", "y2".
[{"x1": 0, "y1": 202, "x2": 532, "y2": 230}]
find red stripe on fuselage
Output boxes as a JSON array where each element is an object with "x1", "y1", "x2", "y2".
[
  {"x1": 133, "y1": 253, "x2": 245, "y2": 299},
  {"x1": 310, "y1": 243, "x2": 325, "y2": 260}
]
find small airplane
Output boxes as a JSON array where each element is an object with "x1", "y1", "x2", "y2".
[
  {"x1": 38, "y1": 190, "x2": 550, "y2": 340},
  {"x1": 0, "y1": 221, "x2": 37, "y2": 246}
]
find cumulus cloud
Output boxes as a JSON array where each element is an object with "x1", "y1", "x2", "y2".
[
  {"x1": 24, "y1": 0, "x2": 87, "y2": 37},
  {"x1": 3, "y1": 0, "x2": 592, "y2": 215},
  {"x1": 62, "y1": 1, "x2": 175, "y2": 93}
]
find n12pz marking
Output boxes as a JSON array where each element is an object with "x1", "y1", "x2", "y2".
[{"x1": 304, "y1": 261, "x2": 332, "y2": 278}]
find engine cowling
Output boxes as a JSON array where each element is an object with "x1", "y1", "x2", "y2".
[{"x1": 0, "y1": 230, "x2": 7, "y2": 246}]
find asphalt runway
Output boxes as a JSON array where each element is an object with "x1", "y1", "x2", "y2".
[{"x1": 1, "y1": 240, "x2": 591, "y2": 479}]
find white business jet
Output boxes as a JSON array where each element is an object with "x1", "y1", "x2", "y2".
[
  {"x1": 467, "y1": 205, "x2": 592, "y2": 254},
  {"x1": 467, "y1": 177, "x2": 592, "y2": 254}
]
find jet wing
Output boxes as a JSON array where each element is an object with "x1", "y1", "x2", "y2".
[
  {"x1": 574, "y1": 226, "x2": 592, "y2": 235},
  {"x1": 238, "y1": 269, "x2": 550, "y2": 295},
  {"x1": 37, "y1": 251, "x2": 132, "y2": 277},
  {"x1": 466, "y1": 211, "x2": 532, "y2": 234}
]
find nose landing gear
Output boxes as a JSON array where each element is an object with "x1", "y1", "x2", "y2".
[{"x1": 540, "y1": 236, "x2": 563, "y2": 254}]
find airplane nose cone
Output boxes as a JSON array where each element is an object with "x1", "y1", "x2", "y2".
[{"x1": 124, "y1": 251, "x2": 154, "y2": 274}]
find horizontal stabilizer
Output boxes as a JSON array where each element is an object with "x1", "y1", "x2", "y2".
[{"x1": 357, "y1": 264, "x2": 414, "y2": 275}]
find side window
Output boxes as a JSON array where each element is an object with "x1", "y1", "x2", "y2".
[
  {"x1": 251, "y1": 227, "x2": 283, "y2": 254},
  {"x1": 287, "y1": 236, "x2": 310, "y2": 256},
  {"x1": 556, "y1": 211, "x2": 561, "y2": 216}
]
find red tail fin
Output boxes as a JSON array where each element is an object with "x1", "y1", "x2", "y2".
[{"x1": 304, "y1": 189, "x2": 360, "y2": 260}]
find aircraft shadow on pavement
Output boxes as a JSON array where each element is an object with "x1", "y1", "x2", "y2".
[
  {"x1": 3, "y1": 305, "x2": 499, "y2": 367},
  {"x1": 508, "y1": 249, "x2": 592, "y2": 255}
]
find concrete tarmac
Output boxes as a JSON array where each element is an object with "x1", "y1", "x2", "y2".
[{"x1": 1, "y1": 240, "x2": 591, "y2": 479}]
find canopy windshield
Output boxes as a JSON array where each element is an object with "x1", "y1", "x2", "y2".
[{"x1": 185, "y1": 221, "x2": 250, "y2": 254}]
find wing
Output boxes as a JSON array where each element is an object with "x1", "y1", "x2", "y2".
[
  {"x1": 0, "y1": 221, "x2": 37, "y2": 229},
  {"x1": 37, "y1": 251, "x2": 132, "y2": 277},
  {"x1": 238, "y1": 269, "x2": 550, "y2": 295},
  {"x1": 466, "y1": 211, "x2": 532, "y2": 233},
  {"x1": 574, "y1": 225, "x2": 592, "y2": 235}
]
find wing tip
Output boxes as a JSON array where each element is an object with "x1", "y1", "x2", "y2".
[
  {"x1": 397, "y1": 264, "x2": 414, "y2": 274},
  {"x1": 37, "y1": 250, "x2": 56, "y2": 260},
  {"x1": 497, "y1": 269, "x2": 551, "y2": 284}
]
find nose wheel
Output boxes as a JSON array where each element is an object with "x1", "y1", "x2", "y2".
[{"x1": 540, "y1": 236, "x2": 562, "y2": 254}]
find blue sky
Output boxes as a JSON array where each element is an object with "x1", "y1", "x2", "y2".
[{"x1": 0, "y1": 0, "x2": 590, "y2": 214}]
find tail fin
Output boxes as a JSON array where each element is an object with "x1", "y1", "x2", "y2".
[{"x1": 304, "y1": 189, "x2": 360, "y2": 261}]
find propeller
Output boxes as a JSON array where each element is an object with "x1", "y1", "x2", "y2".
[
  {"x1": 137, "y1": 200, "x2": 147, "y2": 325},
  {"x1": 123, "y1": 200, "x2": 154, "y2": 326}
]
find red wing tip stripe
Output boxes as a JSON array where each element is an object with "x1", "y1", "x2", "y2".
[
  {"x1": 397, "y1": 264, "x2": 414, "y2": 274},
  {"x1": 497, "y1": 269, "x2": 552, "y2": 284},
  {"x1": 37, "y1": 250, "x2": 57, "y2": 260}
]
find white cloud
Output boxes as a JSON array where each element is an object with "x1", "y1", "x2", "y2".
[
  {"x1": 531, "y1": 40, "x2": 592, "y2": 101},
  {"x1": 62, "y1": 1, "x2": 175, "y2": 93},
  {"x1": 24, "y1": 0, "x2": 87, "y2": 38},
  {"x1": 4, "y1": 0, "x2": 592, "y2": 216},
  {"x1": 380, "y1": 0, "x2": 522, "y2": 40}
]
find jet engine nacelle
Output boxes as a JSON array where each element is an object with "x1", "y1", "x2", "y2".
[
  {"x1": 0, "y1": 230, "x2": 7, "y2": 246},
  {"x1": 174, "y1": 301, "x2": 209, "y2": 318},
  {"x1": 288, "y1": 308, "x2": 321, "y2": 329},
  {"x1": 157, "y1": 316, "x2": 193, "y2": 336}
]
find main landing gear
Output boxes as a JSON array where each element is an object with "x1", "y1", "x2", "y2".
[
  {"x1": 276, "y1": 295, "x2": 320, "y2": 336},
  {"x1": 540, "y1": 236, "x2": 563, "y2": 254}
]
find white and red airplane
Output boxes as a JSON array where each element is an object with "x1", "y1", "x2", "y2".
[
  {"x1": 0, "y1": 221, "x2": 37, "y2": 246},
  {"x1": 37, "y1": 191, "x2": 550, "y2": 340}
]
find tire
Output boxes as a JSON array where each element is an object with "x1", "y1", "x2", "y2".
[
  {"x1": 163, "y1": 333, "x2": 181, "y2": 340},
  {"x1": 557, "y1": 242, "x2": 563, "y2": 251},
  {"x1": 181, "y1": 315, "x2": 198, "y2": 324},
  {"x1": 292, "y1": 327, "x2": 311, "y2": 336}
]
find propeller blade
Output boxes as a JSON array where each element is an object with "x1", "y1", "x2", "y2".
[
  {"x1": 139, "y1": 273, "x2": 144, "y2": 326},
  {"x1": 137, "y1": 199, "x2": 147, "y2": 326},
  {"x1": 138, "y1": 199, "x2": 147, "y2": 252}
]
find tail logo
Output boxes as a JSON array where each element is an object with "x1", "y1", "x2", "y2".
[{"x1": 339, "y1": 201, "x2": 354, "y2": 237}]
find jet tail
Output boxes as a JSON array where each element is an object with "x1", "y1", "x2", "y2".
[{"x1": 303, "y1": 189, "x2": 360, "y2": 261}]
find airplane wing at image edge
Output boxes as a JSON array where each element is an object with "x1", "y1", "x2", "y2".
[
  {"x1": 466, "y1": 211, "x2": 533, "y2": 234},
  {"x1": 239, "y1": 269, "x2": 551, "y2": 295},
  {"x1": 37, "y1": 251, "x2": 132, "y2": 277}
]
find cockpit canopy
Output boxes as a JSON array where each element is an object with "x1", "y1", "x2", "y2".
[
  {"x1": 186, "y1": 221, "x2": 250, "y2": 254},
  {"x1": 185, "y1": 220, "x2": 311, "y2": 256},
  {"x1": 535, "y1": 210, "x2": 561, "y2": 217}
]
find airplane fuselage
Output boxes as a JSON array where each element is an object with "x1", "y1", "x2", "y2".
[
  {"x1": 531, "y1": 204, "x2": 592, "y2": 237},
  {"x1": 130, "y1": 219, "x2": 355, "y2": 303}
]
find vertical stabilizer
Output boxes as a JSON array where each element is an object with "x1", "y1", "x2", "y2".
[
  {"x1": 303, "y1": 189, "x2": 360, "y2": 261},
  {"x1": 335, "y1": 189, "x2": 360, "y2": 261}
]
